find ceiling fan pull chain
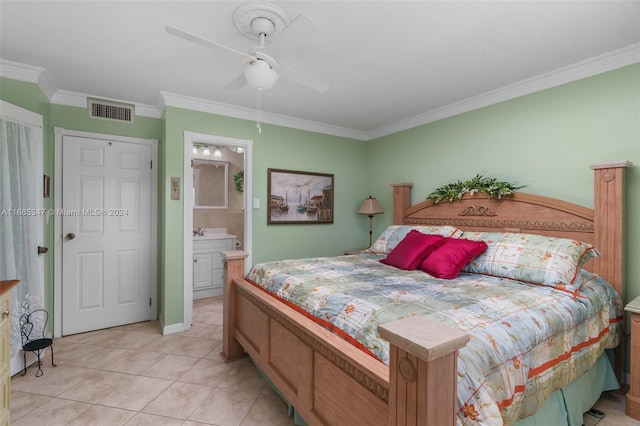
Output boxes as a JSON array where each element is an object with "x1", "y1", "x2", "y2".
[{"x1": 256, "y1": 90, "x2": 262, "y2": 134}]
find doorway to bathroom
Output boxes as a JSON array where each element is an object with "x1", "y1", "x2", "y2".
[{"x1": 182, "y1": 131, "x2": 253, "y2": 330}]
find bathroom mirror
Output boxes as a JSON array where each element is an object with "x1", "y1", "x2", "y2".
[{"x1": 193, "y1": 159, "x2": 228, "y2": 209}]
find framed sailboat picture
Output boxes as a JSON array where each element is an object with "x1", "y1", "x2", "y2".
[{"x1": 267, "y1": 168, "x2": 334, "y2": 224}]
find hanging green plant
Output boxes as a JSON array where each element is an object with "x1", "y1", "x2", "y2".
[
  {"x1": 426, "y1": 174, "x2": 525, "y2": 204},
  {"x1": 233, "y1": 170, "x2": 244, "y2": 193}
]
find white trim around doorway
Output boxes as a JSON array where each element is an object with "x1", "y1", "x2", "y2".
[{"x1": 182, "y1": 131, "x2": 253, "y2": 332}]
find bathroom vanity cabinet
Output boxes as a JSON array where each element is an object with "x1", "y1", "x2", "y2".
[{"x1": 193, "y1": 234, "x2": 235, "y2": 299}]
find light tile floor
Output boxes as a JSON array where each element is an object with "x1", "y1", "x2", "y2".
[
  {"x1": 11, "y1": 297, "x2": 295, "y2": 426},
  {"x1": 10, "y1": 297, "x2": 639, "y2": 425}
]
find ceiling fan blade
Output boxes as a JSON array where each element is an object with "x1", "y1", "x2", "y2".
[
  {"x1": 225, "y1": 73, "x2": 247, "y2": 91},
  {"x1": 166, "y1": 25, "x2": 253, "y2": 60},
  {"x1": 262, "y1": 14, "x2": 318, "y2": 62},
  {"x1": 279, "y1": 64, "x2": 330, "y2": 93}
]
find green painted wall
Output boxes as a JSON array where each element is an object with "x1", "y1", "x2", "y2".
[
  {"x1": 368, "y1": 64, "x2": 640, "y2": 304},
  {"x1": 161, "y1": 106, "x2": 369, "y2": 324}
]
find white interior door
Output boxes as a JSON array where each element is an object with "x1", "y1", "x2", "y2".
[{"x1": 61, "y1": 134, "x2": 153, "y2": 335}]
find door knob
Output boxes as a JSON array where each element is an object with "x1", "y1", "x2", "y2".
[
  {"x1": 65, "y1": 233, "x2": 76, "y2": 240},
  {"x1": 37, "y1": 246, "x2": 48, "y2": 254}
]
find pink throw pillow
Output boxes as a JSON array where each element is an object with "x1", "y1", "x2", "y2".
[
  {"x1": 420, "y1": 238, "x2": 488, "y2": 279},
  {"x1": 380, "y1": 231, "x2": 446, "y2": 270}
]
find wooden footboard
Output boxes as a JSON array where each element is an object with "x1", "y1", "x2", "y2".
[{"x1": 221, "y1": 251, "x2": 469, "y2": 425}]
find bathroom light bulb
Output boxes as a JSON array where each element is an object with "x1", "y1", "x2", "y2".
[
  {"x1": 203, "y1": 147, "x2": 211, "y2": 156},
  {"x1": 214, "y1": 147, "x2": 222, "y2": 158},
  {"x1": 192, "y1": 146, "x2": 198, "y2": 155}
]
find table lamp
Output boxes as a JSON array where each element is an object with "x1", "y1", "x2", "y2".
[{"x1": 358, "y1": 196, "x2": 384, "y2": 247}]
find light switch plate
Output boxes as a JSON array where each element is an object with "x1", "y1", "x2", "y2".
[{"x1": 253, "y1": 198, "x2": 260, "y2": 209}]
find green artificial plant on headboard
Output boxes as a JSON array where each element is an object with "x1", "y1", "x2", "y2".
[{"x1": 427, "y1": 174, "x2": 525, "y2": 204}]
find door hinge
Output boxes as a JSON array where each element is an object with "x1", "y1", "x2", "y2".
[
  {"x1": 190, "y1": 159, "x2": 194, "y2": 168},
  {"x1": 150, "y1": 160, "x2": 153, "y2": 169},
  {"x1": 149, "y1": 297, "x2": 152, "y2": 306}
]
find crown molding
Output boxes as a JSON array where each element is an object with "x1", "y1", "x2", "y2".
[
  {"x1": 2, "y1": 42, "x2": 638, "y2": 141},
  {"x1": 158, "y1": 91, "x2": 368, "y2": 140},
  {"x1": 366, "y1": 42, "x2": 640, "y2": 140},
  {"x1": 0, "y1": 59, "x2": 57, "y2": 100}
]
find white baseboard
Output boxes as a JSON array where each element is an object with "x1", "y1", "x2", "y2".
[{"x1": 162, "y1": 322, "x2": 185, "y2": 335}]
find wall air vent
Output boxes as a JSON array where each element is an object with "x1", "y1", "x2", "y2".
[{"x1": 87, "y1": 98, "x2": 134, "y2": 123}]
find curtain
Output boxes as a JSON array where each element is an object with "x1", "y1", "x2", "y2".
[{"x1": 0, "y1": 112, "x2": 45, "y2": 375}]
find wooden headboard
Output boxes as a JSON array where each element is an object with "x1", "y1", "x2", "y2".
[
  {"x1": 391, "y1": 161, "x2": 631, "y2": 297},
  {"x1": 391, "y1": 161, "x2": 632, "y2": 383}
]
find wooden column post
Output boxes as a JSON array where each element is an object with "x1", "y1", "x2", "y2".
[
  {"x1": 589, "y1": 160, "x2": 632, "y2": 386},
  {"x1": 378, "y1": 316, "x2": 469, "y2": 426},
  {"x1": 220, "y1": 250, "x2": 249, "y2": 362},
  {"x1": 391, "y1": 183, "x2": 413, "y2": 225}
]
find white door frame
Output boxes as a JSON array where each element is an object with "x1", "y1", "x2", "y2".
[
  {"x1": 182, "y1": 131, "x2": 253, "y2": 331},
  {"x1": 53, "y1": 127, "x2": 158, "y2": 337}
]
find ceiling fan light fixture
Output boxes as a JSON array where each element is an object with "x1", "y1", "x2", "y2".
[{"x1": 244, "y1": 59, "x2": 278, "y2": 90}]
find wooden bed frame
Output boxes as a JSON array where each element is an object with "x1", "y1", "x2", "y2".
[{"x1": 221, "y1": 161, "x2": 631, "y2": 425}]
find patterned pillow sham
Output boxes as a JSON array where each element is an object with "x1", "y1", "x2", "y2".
[
  {"x1": 461, "y1": 232, "x2": 599, "y2": 292},
  {"x1": 366, "y1": 225, "x2": 463, "y2": 254}
]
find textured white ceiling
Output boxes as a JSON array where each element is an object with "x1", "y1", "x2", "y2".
[{"x1": 1, "y1": 1, "x2": 639, "y2": 138}]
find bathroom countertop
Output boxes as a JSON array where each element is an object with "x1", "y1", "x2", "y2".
[
  {"x1": 193, "y1": 233, "x2": 237, "y2": 240},
  {"x1": 193, "y1": 227, "x2": 236, "y2": 241}
]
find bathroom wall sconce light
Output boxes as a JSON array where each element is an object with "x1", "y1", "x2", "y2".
[
  {"x1": 213, "y1": 147, "x2": 222, "y2": 158},
  {"x1": 202, "y1": 146, "x2": 211, "y2": 156}
]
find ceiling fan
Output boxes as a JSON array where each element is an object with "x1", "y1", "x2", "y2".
[{"x1": 166, "y1": 2, "x2": 330, "y2": 93}]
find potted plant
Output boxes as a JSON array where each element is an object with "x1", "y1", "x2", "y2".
[{"x1": 234, "y1": 170, "x2": 244, "y2": 193}]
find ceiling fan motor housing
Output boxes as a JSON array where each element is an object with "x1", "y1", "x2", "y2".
[
  {"x1": 250, "y1": 17, "x2": 275, "y2": 37},
  {"x1": 233, "y1": 2, "x2": 291, "y2": 41}
]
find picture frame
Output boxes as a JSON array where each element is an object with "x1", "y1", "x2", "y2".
[{"x1": 267, "y1": 168, "x2": 334, "y2": 224}]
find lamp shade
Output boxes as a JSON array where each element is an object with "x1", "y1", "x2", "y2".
[
  {"x1": 358, "y1": 197, "x2": 384, "y2": 215},
  {"x1": 244, "y1": 59, "x2": 278, "y2": 91}
]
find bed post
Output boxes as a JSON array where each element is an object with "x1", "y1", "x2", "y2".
[
  {"x1": 589, "y1": 161, "x2": 632, "y2": 298},
  {"x1": 590, "y1": 160, "x2": 632, "y2": 387},
  {"x1": 391, "y1": 183, "x2": 413, "y2": 225},
  {"x1": 220, "y1": 250, "x2": 249, "y2": 362},
  {"x1": 379, "y1": 316, "x2": 470, "y2": 425}
]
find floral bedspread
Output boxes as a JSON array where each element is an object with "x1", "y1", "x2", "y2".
[{"x1": 246, "y1": 253, "x2": 622, "y2": 426}]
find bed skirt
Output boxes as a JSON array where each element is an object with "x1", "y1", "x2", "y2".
[{"x1": 253, "y1": 350, "x2": 618, "y2": 426}]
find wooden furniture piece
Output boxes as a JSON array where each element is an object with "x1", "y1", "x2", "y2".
[
  {"x1": 1, "y1": 279, "x2": 19, "y2": 426},
  {"x1": 625, "y1": 295, "x2": 640, "y2": 420},
  {"x1": 221, "y1": 161, "x2": 630, "y2": 426}
]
